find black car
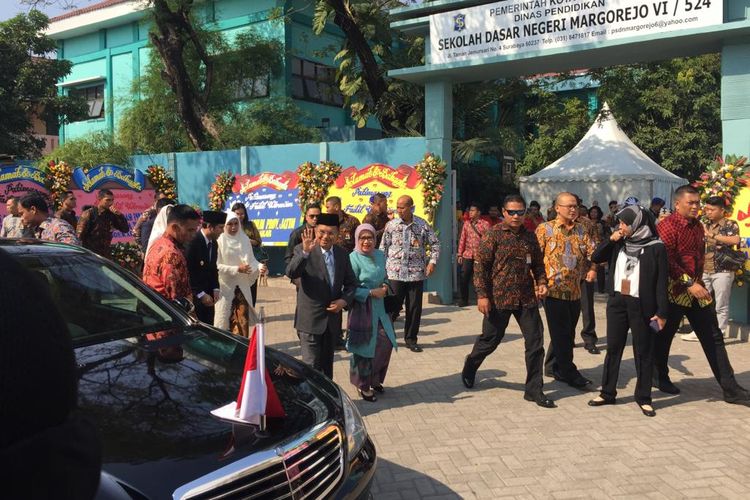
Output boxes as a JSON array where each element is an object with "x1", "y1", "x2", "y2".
[{"x1": 1, "y1": 239, "x2": 376, "y2": 499}]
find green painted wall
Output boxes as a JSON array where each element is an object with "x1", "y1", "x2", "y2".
[{"x1": 57, "y1": 0, "x2": 351, "y2": 143}]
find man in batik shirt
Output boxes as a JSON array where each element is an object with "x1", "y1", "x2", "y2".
[
  {"x1": 363, "y1": 193, "x2": 389, "y2": 246},
  {"x1": 142, "y1": 204, "x2": 201, "y2": 303},
  {"x1": 653, "y1": 185, "x2": 750, "y2": 405},
  {"x1": 536, "y1": 192, "x2": 597, "y2": 389},
  {"x1": 380, "y1": 195, "x2": 440, "y2": 352},
  {"x1": 77, "y1": 189, "x2": 130, "y2": 259},
  {"x1": 325, "y1": 196, "x2": 360, "y2": 253},
  {"x1": 457, "y1": 202, "x2": 490, "y2": 307},
  {"x1": 16, "y1": 194, "x2": 79, "y2": 245},
  {"x1": 462, "y1": 195, "x2": 554, "y2": 408}
]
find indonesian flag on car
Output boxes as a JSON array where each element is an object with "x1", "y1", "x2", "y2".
[{"x1": 211, "y1": 309, "x2": 285, "y2": 425}]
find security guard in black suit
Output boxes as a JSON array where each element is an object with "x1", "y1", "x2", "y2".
[{"x1": 186, "y1": 210, "x2": 226, "y2": 324}]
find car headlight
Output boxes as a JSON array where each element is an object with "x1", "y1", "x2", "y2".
[{"x1": 340, "y1": 388, "x2": 368, "y2": 457}]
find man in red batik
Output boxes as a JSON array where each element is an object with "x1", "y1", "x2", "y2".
[{"x1": 143, "y1": 204, "x2": 201, "y2": 303}]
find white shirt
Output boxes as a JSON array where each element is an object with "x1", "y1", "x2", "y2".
[{"x1": 613, "y1": 248, "x2": 641, "y2": 298}]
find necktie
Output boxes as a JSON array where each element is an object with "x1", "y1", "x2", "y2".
[
  {"x1": 324, "y1": 250, "x2": 335, "y2": 290},
  {"x1": 207, "y1": 240, "x2": 213, "y2": 262}
]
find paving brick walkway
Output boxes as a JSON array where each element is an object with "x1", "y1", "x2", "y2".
[{"x1": 258, "y1": 278, "x2": 750, "y2": 499}]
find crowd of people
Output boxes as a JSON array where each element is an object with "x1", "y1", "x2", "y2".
[
  {"x1": 2, "y1": 183, "x2": 748, "y2": 415},
  {"x1": 457, "y1": 187, "x2": 748, "y2": 416}
]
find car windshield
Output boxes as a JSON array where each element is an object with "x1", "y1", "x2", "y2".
[{"x1": 16, "y1": 252, "x2": 176, "y2": 343}]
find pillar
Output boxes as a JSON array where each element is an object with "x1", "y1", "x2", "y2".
[
  {"x1": 721, "y1": 39, "x2": 750, "y2": 324},
  {"x1": 424, "y1": 80, "x2": 454, "y2": 304}
]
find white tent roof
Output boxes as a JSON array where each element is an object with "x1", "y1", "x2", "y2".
[{"x1": 523, "y1": 103, "x2": 684, "y2": 182}]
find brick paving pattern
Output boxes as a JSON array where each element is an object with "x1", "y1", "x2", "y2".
[{"x1": 258, "y1": 278, "x2": 750, "y2": 499}]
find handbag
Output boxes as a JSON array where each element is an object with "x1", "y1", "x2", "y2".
[
  {"x1": 715, "y1": 247, "x2": 747, "y2": 272},
  {"x1": 347, "y1": 297, "x2": 373, "y2": 347}
]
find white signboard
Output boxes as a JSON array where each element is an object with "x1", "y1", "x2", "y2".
[{"x1": 430, "y1": 0, "x2": 723, "y2": 64}]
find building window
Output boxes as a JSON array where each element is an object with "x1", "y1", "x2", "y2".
[
  {"x1": 69, "y1": 84, "x2": 105, "y2": 120},
  {"x1": 291, "y1": 57, "x2": 344, "y2": 107},
  {"x1": 503, "y1": 156, "x2": 515, "y2": 175},
  {"x1": 234, "y1": 76, "x2": 270, "y2": 100}
]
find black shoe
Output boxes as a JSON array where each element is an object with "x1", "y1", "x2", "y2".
[
  {"x1": 585, "y1": 345, "x2": 601, "y2": 355},
  {"x1": 568, "y1": 375, "x2": 593, "y2": 390},
  {"x1": 588, "y1": 396, "x2": 616, "y2": 407},
  {"x1": 654, "y1": 377, "x2": 680, "y2": 394},
  {"x1": 724, "y1": 387, "x2": 750, "y2": 405},
  {"x1": 406, "y1": 342, "x2": 423, "y2": 353},
  {"x1": 461, "y1": 360, "x2": 476, "y2": 389},
  {"x1": 638, "y1": 403, "x2": 656, "y2": 417},
  {"x1": 372, "y1": 384, "x2": 385, "y2": 394},
  {"x1": 524, "y1": 393, "x2": 556, "y2": 408}
]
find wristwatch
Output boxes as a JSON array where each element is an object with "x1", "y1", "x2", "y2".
[{"x1": 679, "y1": 274, "x2": 694, "y2": 287}]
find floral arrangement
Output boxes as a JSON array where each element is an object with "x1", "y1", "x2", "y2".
[
  {"x1": 208, "y1": 171, "x2": 235, "y2": 210},
  {"x1": 111, "y1": 242, "x2": 143, "y2": 273},
  {"x1": 694, "y1": 155, "x2": 748, "y2": 210},
  {"x1": 296, "y1": 160, "x2": 342, "y2": 210},
  {"x1": 734, "y1": 249, "x2": 750, "y2": 288},
  {"x1": 415, "y1": 153, "x2": 448, "y2": 224},
  {"x1": 45, "y1": 160, "x2": 73, "y2": 210},
  {"x1": 146, "y1": 165, "x2": 178, "y2": 200}
]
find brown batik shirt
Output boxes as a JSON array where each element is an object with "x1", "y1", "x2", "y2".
[
  {"x1": 474, "y1": 222, "x2": 547, "y2": 310},
  {"x1": 77, "y1": 206, "x2": 130, "y2": 259}
]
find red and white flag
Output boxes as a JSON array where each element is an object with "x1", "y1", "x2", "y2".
[{"x1": 211, "y1": 311, "x2": 285, "y2": 425}]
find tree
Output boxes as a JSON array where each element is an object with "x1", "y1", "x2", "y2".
[
  {"x1": 0, "y1": 11, "x2": 85, "y2": 158},
  {"x1": 592, "y1": 54, "x2": 721, "y2": 181},
  {"x1": 518, "y1": 88, "x2": 592, "y2": 176},
  {"x1": 221, "y1": 98, "x2": 321, "y2": 148},
  {"x1": 119, "y1": 13, "x2": 288, "y2": 153},
  {"x1": 312, "y1": 0, "x2": 425, "y2": 134},
  {"x1": 41, "y1": 131, "x2": 131, "y2": 169}
]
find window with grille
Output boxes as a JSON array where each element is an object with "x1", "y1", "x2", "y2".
[
  {"x1": 69, "y1": 84, "x2": 105, "y2": 120},
  {"x1": 291, "y1": 57, "x2": 344, "y2": 107}
]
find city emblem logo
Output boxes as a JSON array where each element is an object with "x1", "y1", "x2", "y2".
[{"x1": 453, "y1": 13, "x2": 466, "y2": 32}]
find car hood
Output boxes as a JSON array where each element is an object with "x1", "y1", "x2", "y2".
[{"x1": 75, "y1": 326, "x2": 342, "y2": 499}]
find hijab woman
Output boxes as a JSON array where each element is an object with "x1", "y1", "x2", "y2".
[
  {"x1": 214, "y1": 211, "x2": 260, "y2": 337},
  {"x1": 588, "y1": 205, "x2": 668, "y2": 417},
  {"x1": 231, "y1": 202, "x2": 266, "y2": 305},
  {"x1": 347, "y1": 224, "x2": 398, "y2": 402}
]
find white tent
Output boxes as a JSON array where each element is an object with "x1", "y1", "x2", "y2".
[{"x1": 519, "y1": 103, "x2": 687, "y2": 211}]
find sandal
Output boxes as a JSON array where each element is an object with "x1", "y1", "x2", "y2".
[
  {"x1": 358, "y1": 389, "x2": 377, "y2": 402},
  {"x1": 372, "y1": 384, "x2": 385, "y2": 394}
]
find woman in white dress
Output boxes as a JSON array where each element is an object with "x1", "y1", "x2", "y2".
[{"x1": 214, "y1": 211, "x2": 260, "y2": 337}]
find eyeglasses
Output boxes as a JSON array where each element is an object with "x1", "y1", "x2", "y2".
[
  {"x1": 359, "y1": 236, "x2": 374, "y2": 241},
  {"x1": 505, "y1": 209, "x2": 527, "y2": 216},
  {"x1": 557, "y1": 204, "x2": 578, "y2": 209},
  {"x1": 307, "y1": 213, "x2": 320, "y2": 218}
]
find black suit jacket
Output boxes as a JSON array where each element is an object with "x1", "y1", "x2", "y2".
[
  {"x1": 285, "y1": 244, "x2": 356, "y2": 335},
  {"x1": 592, "y1": 238, "x2": 669, "y2": 321},
  {"x1": 185, "y1": 231, "x2": 219, "y2": 297}
]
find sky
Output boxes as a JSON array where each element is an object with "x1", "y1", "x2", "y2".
[{"x1": 1, "y1": 0, "x2": 101, "y2": 22}]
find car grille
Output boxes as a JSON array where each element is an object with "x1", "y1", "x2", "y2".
[{"x1": 176, "y1": 424, "x2": 344, "y2": 500}]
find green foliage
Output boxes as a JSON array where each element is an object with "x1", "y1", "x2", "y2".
[
  {"x1": 592, "y1": 54, "x2": 721, "y2": 180},
  {"x1": 222, "y1": 98, "x2": 321, "y2": 147},
  {"x1": 518, "y1": 89, "x2": 592, "y2": 176},
  {"x1": 313, "y1": 0, "x2": 425, "y2": 134},
  {"x1": 41, "y1": 132, "x2": 131, "y2": 169},
  {"x1": 0, "y1": 11, "x2": 86, "y2": 158},
  {"x1": 457, "y1": 165, "x2": 516, "y2": 210},
  {"x1": 118, "y1": 19, "x2": 285, "y2": 153}
]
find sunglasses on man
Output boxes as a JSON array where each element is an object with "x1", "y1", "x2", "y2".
[{"x1": 504, "y1": 209, "x2": 527, "y2": 216}]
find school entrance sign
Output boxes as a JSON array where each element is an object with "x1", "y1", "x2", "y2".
[
  {"x1": 430, "y1": 0, "x2": 722, "y2": 64},
  {"x1": 390, "y1": 0, "x2": 750, "y2": 322}
]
